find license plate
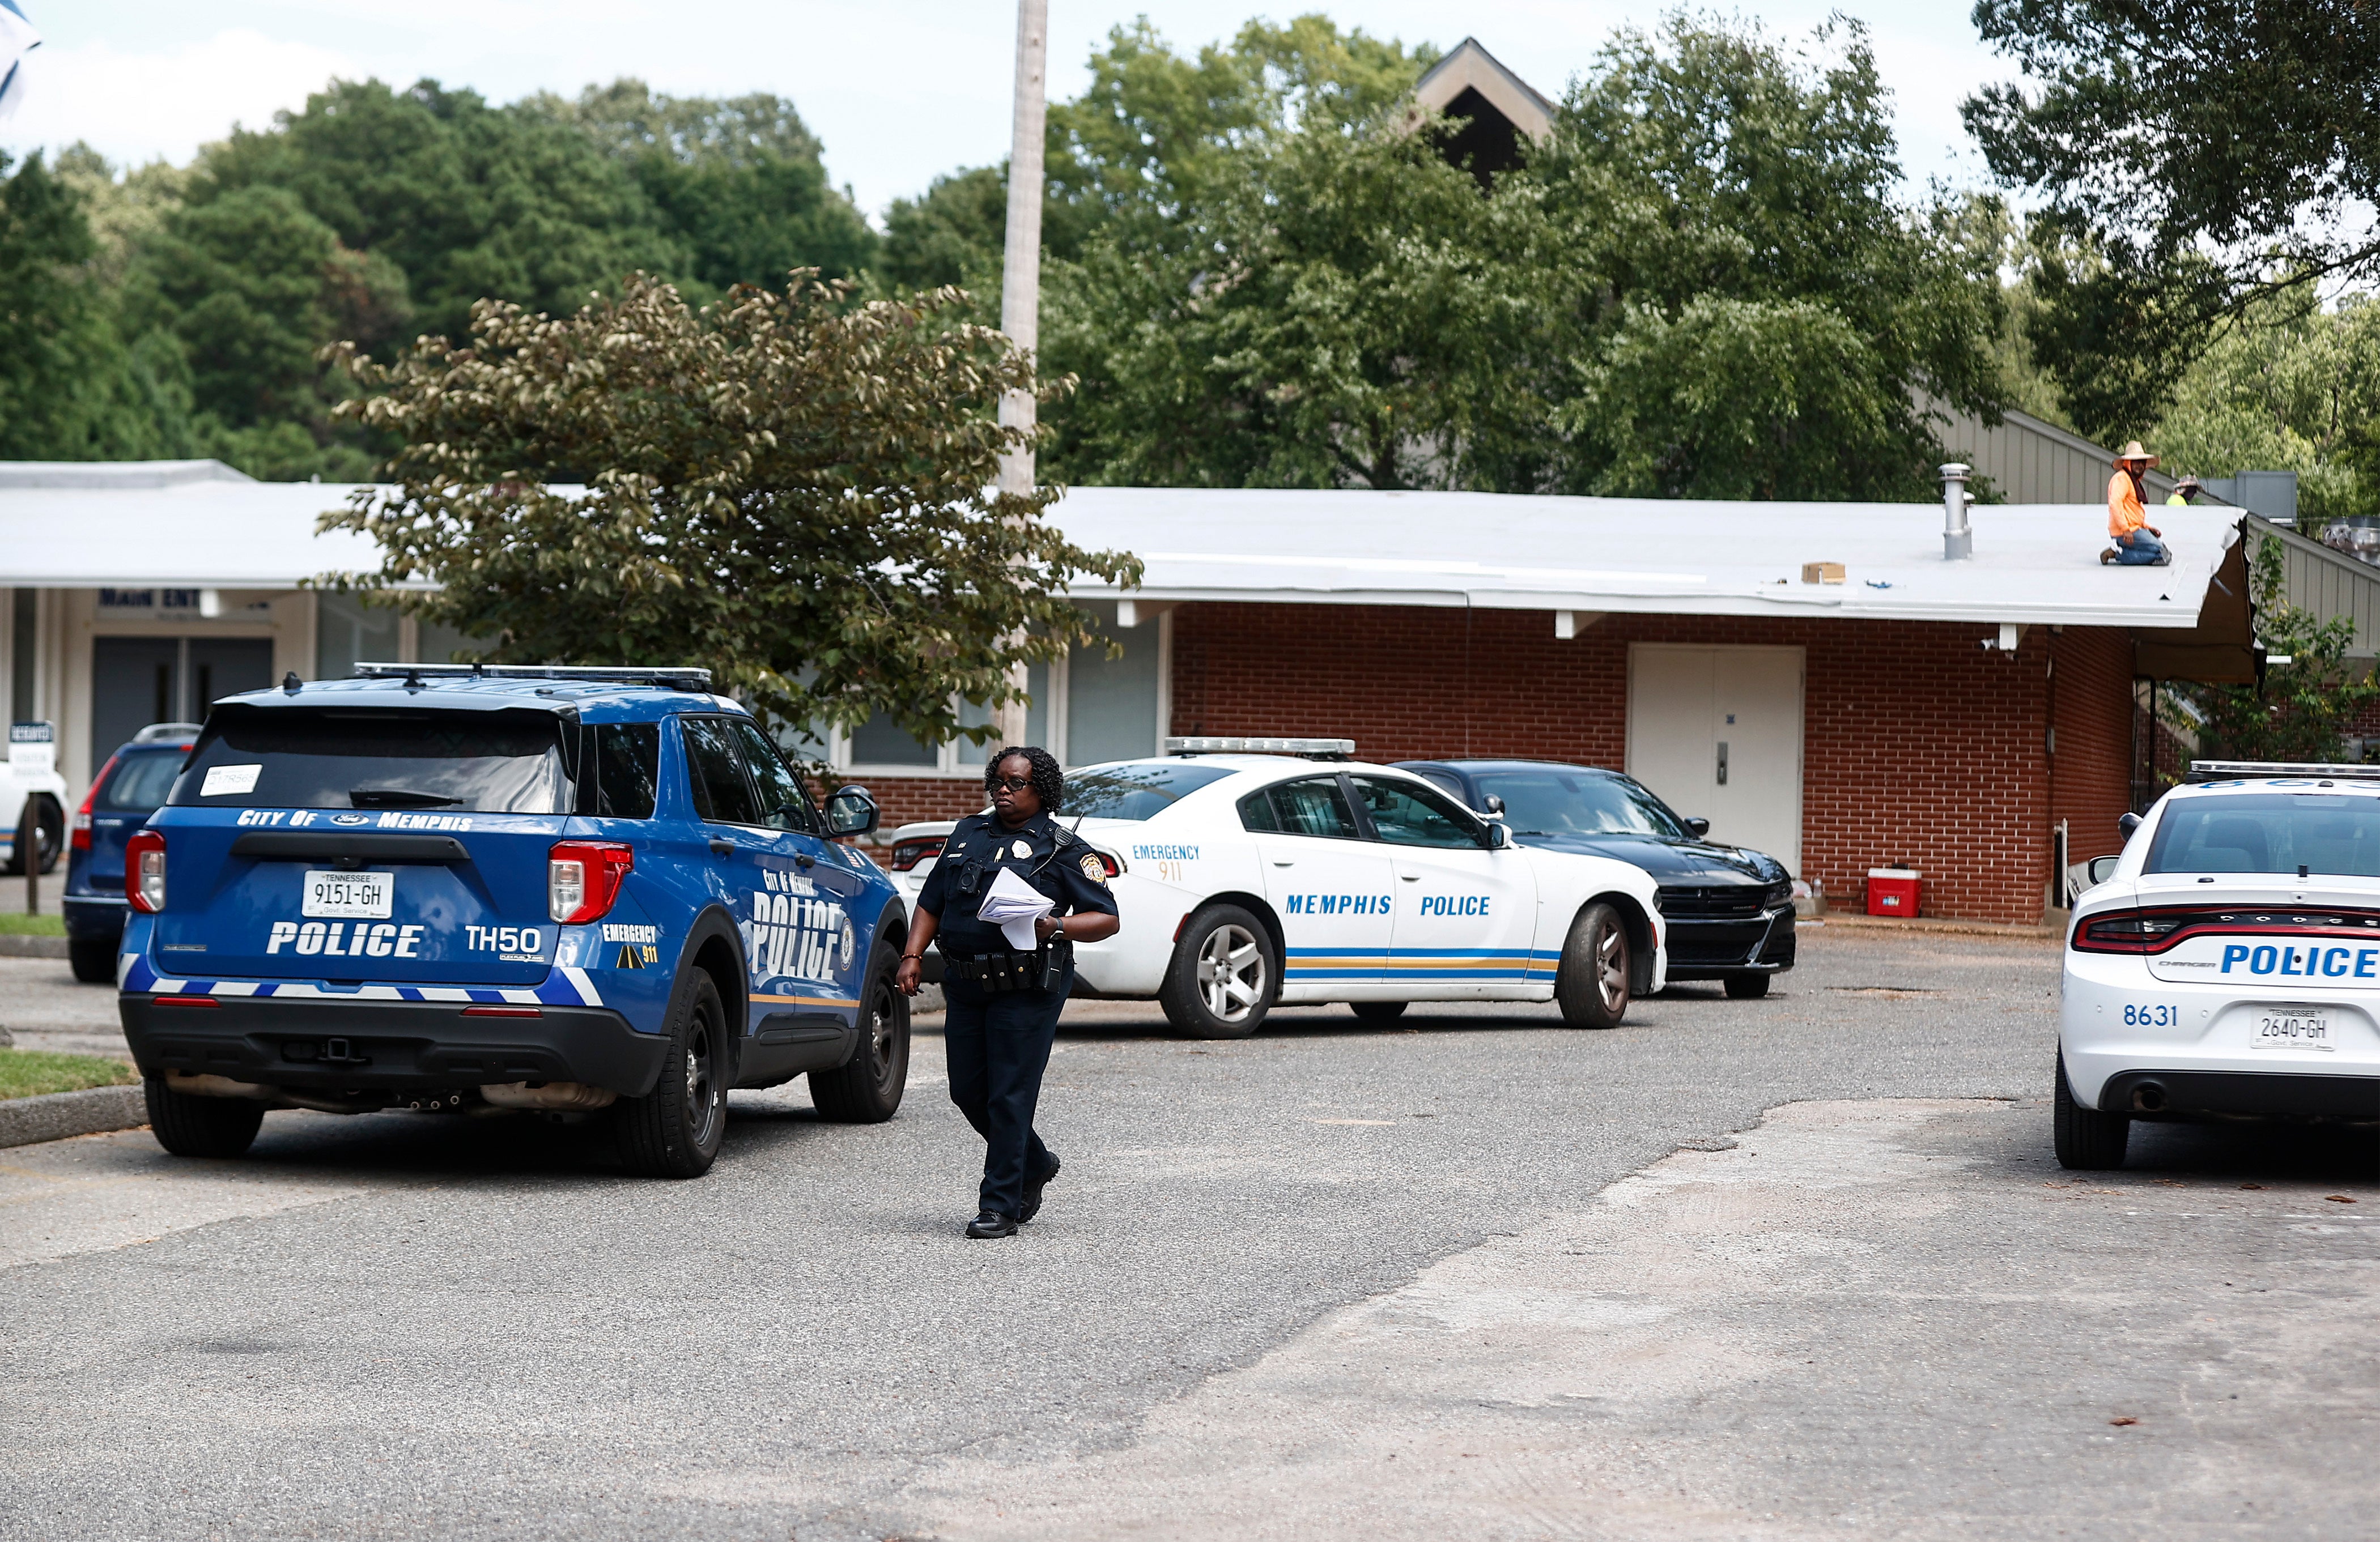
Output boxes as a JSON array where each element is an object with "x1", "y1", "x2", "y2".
[
  {"x1": 302, "y1": 870, "x2": 393, "y2": 919},
  {"x1": 2252, "y1": 1006, "x2": 2334, "y2": 1051}
]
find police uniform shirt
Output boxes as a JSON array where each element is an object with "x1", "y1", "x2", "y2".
[{"x1": 918, "y1": 810, "x2": 1119, "y2": 956}]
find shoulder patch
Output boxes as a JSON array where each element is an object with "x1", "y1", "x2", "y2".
[{"x1": 1078, "y1": 853, "x2": 1108, "y2": 883}]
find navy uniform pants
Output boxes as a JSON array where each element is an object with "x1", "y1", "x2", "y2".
[{"x1": 941, "y1": 963, "x2": 1068, "y2": 1217}]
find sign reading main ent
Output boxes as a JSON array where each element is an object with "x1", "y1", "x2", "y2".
[{"x1": 98, "y1": 588, "x2": 205, "y2": 614}]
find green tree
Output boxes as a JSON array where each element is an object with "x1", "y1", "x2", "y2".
[
  {"x1": 2187, "y1": 533, "x2": 2380, "y2": 763},
  {"x1": 1965, "y1": 1, "x2": 2380, "y2": 433},
  {"x1": 530, "y1": 80, "x2": 878, "y2": 300},
  {"x1": 0, "y1": 151, "x2": 181, "y2": 459},
  {"x1": 881, "y1": 165, "x2": 1009, "y2": 296},
  {"x1": 322, "y1": 273, "x2": 1142, "y2": 755}
]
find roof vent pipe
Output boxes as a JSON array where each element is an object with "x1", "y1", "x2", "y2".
[{"x1": 1940, "y1": 463, "x2": 1973, "y2": 560}]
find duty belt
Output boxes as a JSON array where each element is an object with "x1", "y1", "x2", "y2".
[{"x1": 944, "y1": 941, "x2": 1072, "y2": 995}]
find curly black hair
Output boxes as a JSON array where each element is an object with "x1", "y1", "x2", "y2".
[{"x1": 985, "y1": 744, "x2": 1065, "y2": 812}]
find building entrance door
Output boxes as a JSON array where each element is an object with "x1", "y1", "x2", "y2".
[
  {"x1": 91, "y1": 637, "x2": 274, "y2": 767},
  {"x1": 1626, "y1": 644, "x2": 1805, "y2": 874}
]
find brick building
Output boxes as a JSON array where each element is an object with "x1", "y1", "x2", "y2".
[
  {"x1": 0, "y1": 467, "x2": 2250, "y2": 927},
  {"x1": 845, "y1": 485, "x2": 2251, "y2": 927}
]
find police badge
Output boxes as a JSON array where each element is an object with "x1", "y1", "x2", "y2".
[{"x1": 1078, "y1": 853, "x2": 1108, "y2": 884}]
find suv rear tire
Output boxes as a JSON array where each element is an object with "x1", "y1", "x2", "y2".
[
  {"x1": 1161, "y1": 904, "x2": 1275, "y2": 1039},
  {"x1": 144, "y1": 1076, "x2": 265, "y2": 1158},
  {"x1": 69, "y1": 936, "x2": 117, "y2": 985},
  {"x1": 1554, "y1": 902, "x2": 1630, "y2": 1029},
  {"x1": 615, "y1": 971, "x2": 729, "y2": 1178},
  {"x1": 2053, "y1": 1050, "x2": 2130, "y2": 1169},
  {"x1": 811, "y1": 942, "x2": 910, "y2": 1123}
]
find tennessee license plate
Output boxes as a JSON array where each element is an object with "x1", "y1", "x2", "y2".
[
  {"x1": 302, "y1": 870, "x2": 392, "y2": 919},
  {"x1": 2252, "y1": 1007, "x2": 2333, "y2": 1051}
]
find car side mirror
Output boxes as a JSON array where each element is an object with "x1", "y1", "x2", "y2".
[
  {"x1": 2118, "y1": 812, "x2": 2143, "y2": 838},
  {"x1": 1483, "y1": 794, "x2": 1506, "y2": 816},
  {"x1": 824, "y1": 783, "x2": 879, "y2": 838},
  {"x1": 1683, "y1": 816, "x2": 1710, "y2": 838},
  {"x1": 1483, "y1": 821, "x2": 1514, "y2": 850},
  {"x1": 2086, "y1": 854, "x2": 2122, "y2": 885}
]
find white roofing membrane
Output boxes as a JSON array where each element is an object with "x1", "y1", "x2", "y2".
[{"x1": 0, "y1": 475, "x2": 2239, "y2": 629}]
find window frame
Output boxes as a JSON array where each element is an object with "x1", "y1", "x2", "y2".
[
  {"x1": 1348, "y1": 772, "x2": 1493, "y2": 850},
  {"x1": 678, "y1": 714, "x2": 769, "y2": 829}
]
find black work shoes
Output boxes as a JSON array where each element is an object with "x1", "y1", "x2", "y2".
[
  {"x1": 1019, "y1": 1155, "x2": 1062, "y2": 1224},
  {"x1": 966, "y1": 1209, "x2": 1018, "y2": 1239}
]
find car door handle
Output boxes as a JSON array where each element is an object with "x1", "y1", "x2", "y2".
[
  {"x1": 1399, "y1": 874, "x2": 1421, "y2": 881},
  {"x1": 1272, "y1": 860, "x2": 1295, "y2": 867},
  {"x1": 707, "y1": 838, "x2": 734, "y2": 857}
]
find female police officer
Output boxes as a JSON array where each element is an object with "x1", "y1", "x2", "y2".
[{"x1": 896, "y1": 746, "x2": 1119, "y2": 1237}]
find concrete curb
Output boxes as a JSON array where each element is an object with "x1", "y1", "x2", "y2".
[
  {"x1": 1806, "y1": 913, "x2": 2059, "y2": 942},
  {"x1": 0, "y1": 934, "x2": 70, "y2": 959},
  {"x1": 0, "y1": 1084, "x2": 147, "y2": 1149}
]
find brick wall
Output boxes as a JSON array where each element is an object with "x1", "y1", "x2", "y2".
[{"x1": 1166, "y1": 602, "x2": 2137, "y2": 926}]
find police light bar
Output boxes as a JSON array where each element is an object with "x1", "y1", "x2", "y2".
[
  {"x1": 354, "y1": 662, "x2": 713, "y2": 689},
  {"x1": 2187, "y1": 760, "x2": 2380, "y2": 782},
  {"x1": 1164, "y1": 736, "x2": 1355, "y2": 759}
]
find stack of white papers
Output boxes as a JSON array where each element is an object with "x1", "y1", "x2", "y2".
[{"x1": 977, "y1": 866, "x2": 1055, "y2": 950}]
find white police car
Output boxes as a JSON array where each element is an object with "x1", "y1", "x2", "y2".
[
  {"x1": 891, "y1": 739, "x2": 1665, "y2": 1037},
  {"x1": 2059, "y1": 760, "x2": 2380, "y2": 1168}
]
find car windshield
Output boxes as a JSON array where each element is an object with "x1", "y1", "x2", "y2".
[
  {"x1": 169, "y1": 706, "x2": 571, "y2": 813},
  {"x1": 2145, "y1": 792, "x2": 2380, "y2": 876},
  {"x1": 1470, "y1": 769, "x2": 1686, "y2": 838},
  {"x1": 100, "y1": 751, "x2": 185, "y2": 812},
  {"x1": 1062, "y1": 763, "x2": 1235, "y2": 821}
]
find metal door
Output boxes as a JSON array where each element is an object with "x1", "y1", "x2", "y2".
[{"x1": 1626, "y1": 644, "x2": 1805, "y2": 874}]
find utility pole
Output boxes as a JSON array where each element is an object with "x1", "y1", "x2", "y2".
[
  {"x1": 998, "y1": 0, "x2": 1048, "y2": 499},
  {"x1": 995, "y1": 0, "x2": 1048, "y2": 748}
]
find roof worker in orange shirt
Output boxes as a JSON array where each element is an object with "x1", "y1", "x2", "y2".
[{"x1": 2101, "y1": 440, "x2": 2171, "y2": 566}]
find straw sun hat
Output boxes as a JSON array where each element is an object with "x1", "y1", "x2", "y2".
[{"x1": 2113, "y1": 440, "x2": 2159, "y2": 467}]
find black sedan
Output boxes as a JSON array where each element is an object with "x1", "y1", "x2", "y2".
[{"x1": 1395, "y1": 759, "x2": 1796, "y2": 998}]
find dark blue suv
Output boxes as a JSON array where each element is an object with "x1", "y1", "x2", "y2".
[
  {"x1": 118, "y1": 664, "x2": 910, "y2": 1178},
  {"x1": 65, "y1": 723, "x2": 202, "y2": 983}
]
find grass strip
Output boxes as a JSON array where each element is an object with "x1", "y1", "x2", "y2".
[
  {"x1": 0, "y1": 1049, "x2": 137, "y2": 1100},
  {"x1": 0, "y1": 912, "x2": 68, "y2": 936}
]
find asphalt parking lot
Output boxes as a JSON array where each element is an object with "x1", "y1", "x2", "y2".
[{"x1": 3, "y1": 926, "x2": 2375, "y2": 1540}]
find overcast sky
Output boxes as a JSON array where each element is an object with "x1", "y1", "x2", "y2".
[{"x1": 5, "y1": 2, "x2": 2019, "y2": 217}]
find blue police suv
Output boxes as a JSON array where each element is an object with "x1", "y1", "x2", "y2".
[
  {"x1": 118, "y1": 664, "x2": 910, "y2": 1178},
  {"x1": 65, "y1": 722, "x2": 202, "y2": 983}
]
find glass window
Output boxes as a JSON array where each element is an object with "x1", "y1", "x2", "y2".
[
  {"x1": 170, "y1": 707, "x2": 570, "y2": 812},
  {"x1": 1067, "y1": 600, "x2": 1160, "y2": 766},
  {"x1": 732, "y1": 718, "x2": 820, "y2": 833},
  {"x1": 1264, "y1": 776, "x2": 1361, "y2": 840},
  {"x1": 1470, "y1": 769, "x2": 1686, "y2": 838},
  {"x1": 848, "y1": 711, "x2": 938, "y2": 767},
  {"x1": 583, "y1": 723, "x2": 661, "y2": 820},
  {"x1": 1062, "y1": 762, "x2": 1233, "y2": 821},
  {"x1": 681, "y1": 717, "x2": 763, "y2": 826},
  {"x1": 1353, "y1": 776, "x2": 1484, "y2": 849},
  {"x1": 99, "y1": 751, "x2": 184, "y2": 813},
  {"x1": 1238, "y1": 787, "x2": 1281, "y2": 832},
  {"x1": 314, "y1": 589, "x2": 400, "y2": 679},
  {"x1": 2145, "y1": 793, "x2": 2380, "y2": 876},
  {"x1": 1413, "y1": 770, "x2": 1469, "y2": 804}
]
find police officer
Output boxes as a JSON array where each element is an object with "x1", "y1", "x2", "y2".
[{"x1": 896, "y1": 746, "x2": 1119, "y2": 1238}]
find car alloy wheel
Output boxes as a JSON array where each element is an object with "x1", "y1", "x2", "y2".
[
  {"x1": 1198, "y1": 922, "x2": 1268, "y2": 1024},
  {"x1": 1596, "y1": 921, "x2": 1627, "y2": 1013},
  {"x1": 682, "y1": 1017, "x2": 720, "y2": 1148}
]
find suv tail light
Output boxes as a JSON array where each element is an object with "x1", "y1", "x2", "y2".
[
  {"x1": 549, "y1": 841, "x2": 633, "y2": 924},
  {"x1": 126, "y1": 829, "x2": 167, "y2": 913},
  {"x1": 890, "y1": 837, "x2": 945, "y2": 872},
  {"x1": 73, "y1": 753, "x2": 118, "y2": 852},
  {"x1": 1091, "y1": 850, "x2": 1121, "y2": 879}
]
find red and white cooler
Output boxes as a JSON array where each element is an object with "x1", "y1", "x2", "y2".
[{"x1": 1865, "y1": 867, "x2": 1921, "y2": 917}]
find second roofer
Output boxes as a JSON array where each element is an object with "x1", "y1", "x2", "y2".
[{"x1": 896, "y1": 746, "x2": 1120, "y2": 1238}]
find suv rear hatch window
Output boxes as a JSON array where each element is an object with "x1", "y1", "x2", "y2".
[{"x1": 173, "y1": 707, "x2": 571, "y2": 812}]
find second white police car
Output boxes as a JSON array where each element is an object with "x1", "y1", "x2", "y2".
[
  {"x1": 889, "y1": 738, "x2": 1665, "y2": 1037},
  {"x1": 2060, "y1": 760, "x2": 2380, "y2": 1168}
]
